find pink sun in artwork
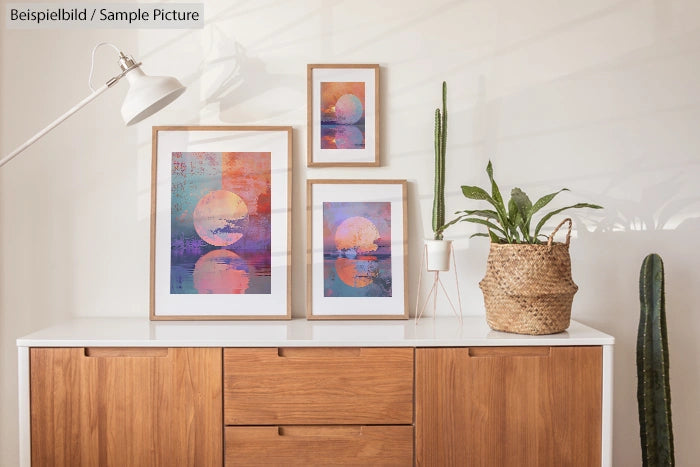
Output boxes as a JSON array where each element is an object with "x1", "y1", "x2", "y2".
[
  {"x1": 334, "y1": 94, "x2": 364, "y2": 124},
  {"x1": 334, "y1": 216, "x2": 380, "y2": 253},
  {"x1": 193, "y1": 249, "x2": 249, "y2": 294},
  {"x1": 192, "y1": 190, "x2": 248, "y2": 247}
]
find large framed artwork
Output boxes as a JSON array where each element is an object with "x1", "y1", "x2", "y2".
[
  {"x1": 307, "y1": 179, "x2": 408, "y2": 319},
  {"x1": 307, "y1": 64, "x2": 379, "y2": 167},
  {"x1": 150, "y1": 126, "x2": 291, "y2": 320}
]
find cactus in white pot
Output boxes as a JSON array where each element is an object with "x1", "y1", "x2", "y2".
[
  {"x1": 417, "y1": 81, "x2": 462, "y2": 322},
  {"x1": 426, "y1": 81, "x2": 452, "y2": 271}
]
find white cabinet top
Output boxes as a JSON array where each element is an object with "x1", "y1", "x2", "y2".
[{"x1": 17, "y1": 317, "x2": 613, "y2": 347}]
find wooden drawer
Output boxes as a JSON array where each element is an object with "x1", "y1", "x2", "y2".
[
  {"x1": 224, "y1": 347, "x2": 413, "y2": 425},
  {"x1": 225, "y1": 425, "x2": 413, "y2": 466}
]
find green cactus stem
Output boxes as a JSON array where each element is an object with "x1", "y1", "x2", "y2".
[
  {"x1": 432, "y1": 81, "x2": 447, "y2": 240},
  {"x1": 637, "y1": 253, "x2": 674, "y2": 466}
]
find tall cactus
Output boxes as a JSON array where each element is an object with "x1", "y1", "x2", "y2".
[
  {"x1": 432, "y1": 81, "x2": 447, "y2": 240},
  {"x1": 637, "y1": 253, "x2": 674, "y2": 466}
]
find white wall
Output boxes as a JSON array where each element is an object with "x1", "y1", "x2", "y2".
[{"x1": 1, "y1": 0, "x2": 698, "y2": 464}]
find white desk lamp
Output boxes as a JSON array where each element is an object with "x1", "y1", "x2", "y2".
[{"x1": 0, "y1": 42, "x2": 186, "y2": 168}]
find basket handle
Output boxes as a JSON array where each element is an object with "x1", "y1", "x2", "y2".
[{"x1": 547, "y1": 218, "x2": 573, "y2": 247}]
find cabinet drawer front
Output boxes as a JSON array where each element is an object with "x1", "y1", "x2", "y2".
[
  {"x1": 224, "y1": 347, "x2": 414, "y2": 425},
  {"x1": 225, "y1": 425, "x2": 413, "y2": 466}
]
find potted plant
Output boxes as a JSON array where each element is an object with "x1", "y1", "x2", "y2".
[
  {"x1": 416, "y1": 81, "x2": 464, "y2": 323},
  {"x1": 426, "y1": 81, "x2": 452, "y2": 271},
  {"x1": 451, "y1": 160, "x2": 603, "y2": 334}
]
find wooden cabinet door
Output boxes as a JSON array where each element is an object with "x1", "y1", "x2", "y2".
[
  {"x1": 416, "y1": 346, "x2": 602, "y2": 467},
  {"x1": 30, "y1": 347, "x2": 222, "y2": 467}
]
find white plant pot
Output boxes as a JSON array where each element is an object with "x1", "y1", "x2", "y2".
[{"x1": 425, "y1": 239, "x2": 452, "y2": 272}]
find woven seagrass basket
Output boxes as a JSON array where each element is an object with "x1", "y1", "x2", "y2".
[{"x1": 479, "y1": 218, "x2": 578, "y2": 335}]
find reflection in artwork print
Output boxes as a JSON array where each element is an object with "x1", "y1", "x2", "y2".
[
  {"x1": 323, "y1": 202, "x2": 392, "y2": 297},
  {"x1": 320, "y1": 82, "x2": 365, "y2": 149},
  {"x1": 170, "y1": 152, "x2": 271, "y2": 294}
]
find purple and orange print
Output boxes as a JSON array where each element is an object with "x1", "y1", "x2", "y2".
[
  {"x1": 322, "y1": 201, "x2": 392, "y2": 297},
  {"x1": 170, "y1": 152, "x2": 271, "y2": 295},
  {"x1": 320, "y1": 82, "x2": 365, "y2": 149}
]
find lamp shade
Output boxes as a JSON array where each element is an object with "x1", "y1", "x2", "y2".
[{"x1": 120, "y1": 67, "x2": 186, "y2": 125}]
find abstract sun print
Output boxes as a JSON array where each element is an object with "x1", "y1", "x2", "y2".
[
  {"x1": 322, "y1": 201, "x2": 392, "y2": 297},
  {"x1": 320, "y1": 81, "x2": 365, "y2": 150},
  {"x1": 170, "y1": 152, "x2": 271, "y2": 295}
]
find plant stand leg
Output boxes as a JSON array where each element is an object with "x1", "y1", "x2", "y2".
[
  {"x1": 432, "y1": 271, "x2": 438, "y2": 320},
  {"x1": 415, "y1": 243, "x2": 463, "y2": 323},
  {"x1": 414, "y1": 245, "x2": 427, "y2": 323},
  {"x1": 452, "y1": 244, "x2": 463, "y2": 322},
  {"x1": 416, "y1": 269, "x2": 440, "y2": 322}
]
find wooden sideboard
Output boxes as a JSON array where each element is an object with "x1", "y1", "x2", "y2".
[{"x1": 17, "y1": 318, "x2": 614, "y2": 466}]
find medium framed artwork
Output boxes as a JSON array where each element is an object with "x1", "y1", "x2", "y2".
[
  {"x1": 150, "y1": 126, "x2": 291, "y2": 320},
  {"x1": 307, "y1": 64, "x2": 379, "y2": 167},
  {"x1": 307, "y1": 179, "x2": 408, "y2": 319}
]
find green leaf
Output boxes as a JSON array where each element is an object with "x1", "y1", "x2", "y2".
[
  {"x1": 486, "y1": 161, "x2": 501, "y2": 203},
  {"x1": 510, "y1": 188, "x2": 534, "y2": 242},
  {"x1": 460, "y1": 217, "x2": 506, "y2": 235},
  {"x1": 434, "y1": 214, "x2": 467, "y2": 237},
  {"x1": 533, "y1": 203, "x2": 604, "y2": 238},
  {"x1": 460, "y1": 180, "x2": 510, "y2": 241},
  {"x1": 526, "y1": 188, "x2": 569, "y2": 242},
  {"x1": 511, "y1": 188, "x2": 532, "y2": 222},
  {"x1": 507, "y1": 198, "x2": 523, "y2": 242},
  {"x1": 485, "y1": 161, "x2": 510, "y2": 239},
  {"x1": 510, "y1": 228, "x2": 522, "y2": 243},
  {"x1": 461, "y1": 185, "x2": 495, "y2": 202},
  {"x1": 485, "y1": 161, "x2": 513, "y2": 242},
  {"x1": 529, "y1": 188, "x2": 569, "y2": 220},
  {"x1": 470, "y1": 231, "x2": 506, "y2": 243},
  {"x1": 455, "y1": 209, "x2": 499, "y2": 219},
  {"x1": 508, "y1": 197, "x2": 518, "y2": 224},
  {"x1": 516, "y1": 215, "x2": 530, "y2": 243}
]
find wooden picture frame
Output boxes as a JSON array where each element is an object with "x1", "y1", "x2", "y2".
[
  {"x1": 307, "y1": 179, "x2": 408, "y2": 319},
  {"x1": 307, "y1": 64, "x2": 380, "y2": 167},
  {"x1": 150, "y1": 126, "x2": 292, "y2": 320}
]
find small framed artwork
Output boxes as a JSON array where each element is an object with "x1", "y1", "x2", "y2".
[
  {"x1": 150, "y1": 126, "x2": 292, "y2": 320},
  {"x1": 307, "y1": 179, "x2": 408, "y2": 319},
  {"x1": 307, "y1": 64, "x2": 379, "y2": 167}
]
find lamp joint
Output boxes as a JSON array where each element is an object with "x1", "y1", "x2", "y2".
[{"x1": 118, "y1": 52, "x2": 141, "y2": 74}]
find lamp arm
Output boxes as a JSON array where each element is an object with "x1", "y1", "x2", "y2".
[
  {"x1": 0, "y1": 82, "x2": 113, "y2": 169},
  {"x1": 1, "y1": 43, "x2": 184, "y2": 169}
]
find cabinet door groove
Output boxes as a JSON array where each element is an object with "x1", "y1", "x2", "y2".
[
  {"x1": 83, "y1": 347, "x2": 169, "y2": 358},
  {"x1": 468, "y1": 346, "x2": 551, "y2": 358},
  {"x1": 276, "y1": 347, "x2": 362, "y2": 358}
]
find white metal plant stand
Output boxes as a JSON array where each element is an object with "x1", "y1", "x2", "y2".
[{"x1": 415, "y1": 243, "x2": 463, "y2": 323}]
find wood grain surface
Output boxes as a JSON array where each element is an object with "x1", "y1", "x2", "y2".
[
  {"x1": 225, "y1": 425, "x2": 413, "y2": 466},
  {"x1": 224, "y1": 347, "x2": 414, "y2": 425},
  {"x1": 415, "y1": 346, "x2": 602, "y2": 467},
  {"x1": 30, "y1": 347, "x2": 222, "y2": 467}
]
